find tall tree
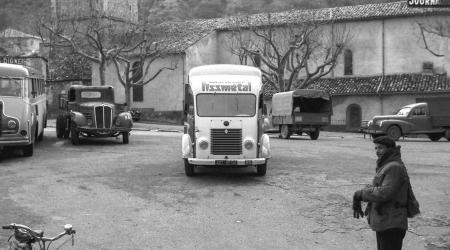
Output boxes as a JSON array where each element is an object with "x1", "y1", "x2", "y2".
[
  {"x1": 38, "y1": 12, "x2": 177, "y2": 110},
  {"x1": 227, "y1": 14, "x2": 351, "y2": 92},
  {"x1": 417, "y1": 18, "x2": 450, "y2": 57}
]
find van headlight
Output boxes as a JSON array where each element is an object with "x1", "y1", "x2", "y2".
[
  {"x1": 8, "y1": 120, "x2": 17, "y2": 129},
  {"x1": 198, "y1": 138, "x2": 209, "y2": 150},
  {"x1": 243, "y1": 138, "x2": 255, "y2": 150}
]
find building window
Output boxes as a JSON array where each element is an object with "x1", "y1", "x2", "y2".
[
  {"x1": 132, "y1": 61, "x2": 143, "y2": 102},
  {"x1": 344, "y1": 49, "x2": 353, "y2": 75}
]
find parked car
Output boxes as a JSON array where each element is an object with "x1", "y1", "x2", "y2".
[
  {"x1": 56, "y1": 85, "x2": 133, "y2": 145},
  {"x1": 361, "y1": 97, "x2": 450, "y2": 141},
  {"x1": 271, "y1": 89, "x2": 332, "y2": 140}
]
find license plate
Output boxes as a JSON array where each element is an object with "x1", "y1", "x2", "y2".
[{"x1": 215, "y1": 160, "x2": 237, "y2": 165}]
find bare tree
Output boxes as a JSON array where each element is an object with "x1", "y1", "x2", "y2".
[
  {"x1": 417, "y1": 19, "x2": 450, "y2": 57},
  {"x1": 227, "y1": 14, "x2": 351, "y2": 92},
  {"x1": 111, "y1": 33, "x2": 179, "y2": 110},
  {"x1": 37, "y1": 11, "x2": 178, "y2": 110}
]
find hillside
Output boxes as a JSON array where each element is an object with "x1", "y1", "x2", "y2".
[{"x1": 0, "y1": 0, "x2": 400, "y2": 34}]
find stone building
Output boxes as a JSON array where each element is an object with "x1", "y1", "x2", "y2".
[
  {"x1": 0, "y1": 28, "x2": 47, "y2": 76},
  {"x1": 91, "y1": 1, "x2": 450, "y2": 127}
]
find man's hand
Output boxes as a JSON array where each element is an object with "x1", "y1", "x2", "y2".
[{"x1": 353, "y1": 190, "x2": 364, "y2": 219}]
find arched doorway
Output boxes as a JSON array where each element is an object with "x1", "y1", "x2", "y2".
[{"x1": 346, "y1": 104, "x2": 361, "y2": 131}]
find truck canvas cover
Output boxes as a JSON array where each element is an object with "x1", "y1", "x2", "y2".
[{"x1": 272, "y1": 89, "x2": 330, "y2": 116}]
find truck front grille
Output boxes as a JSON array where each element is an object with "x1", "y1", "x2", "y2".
[
  {"x1": 210, "y1": 128, "x2": 242, "y2": 155},
  {"x1": 95, "y1": 105, "x2": 112, "y2": 129}
]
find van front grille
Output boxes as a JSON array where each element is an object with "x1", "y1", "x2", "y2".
[{"x1": 210, "y1": 128, "x2": 242, "y2": 155}]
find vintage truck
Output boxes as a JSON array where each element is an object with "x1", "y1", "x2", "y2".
[
  {"x1": 361, "y1": 97, "x2": 450, "y2": 141},
  {"x1": 271, "y1": 89, "x2": 332, "y2": 140},
  {"x1": 56, "y1": 85, "x2": 133, "y2": 145}
]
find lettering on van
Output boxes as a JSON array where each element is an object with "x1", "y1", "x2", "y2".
[{"x1": 202, "y1": 82, "x2": 251, "y2": 92}]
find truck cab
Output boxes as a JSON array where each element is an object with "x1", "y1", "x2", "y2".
[
  {"x1": 56, "y1": 85, "x2": 133, "y2": 145},
  {"x1": 361, "y1": 100, "x2": 450, "y2": 141}
]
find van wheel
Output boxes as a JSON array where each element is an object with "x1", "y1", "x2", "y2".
[
  {"x1": 70, "y1": 123, "x2": 80, "y2": 145},
  {"x1": 309, "y1": 129, "x2": 320, "y2": 140},
  {"x1": 37, "y1": 131, "x2": 44, "y2": 142},
  {"x1": 280, "y1": 125, "x2": 291, "y2": 139},
  {"x1": 386, "y1": 125, "x2": 401, "y2": 141},
  {"x1": 23, "y1": 143, "x2": 34, "y2": 157},
  {"x1": 427, "y1": 133, "x2": 442, "y2": 142},
  {"x1": 256, "y1": 162, "x2": 267, "y2": 176},
  {"x1": 184, "y1": 159, "x2": 195, "y2": 176},
  {"x1": 122, "y1": 132, "x2": 129, "y2": 144}
]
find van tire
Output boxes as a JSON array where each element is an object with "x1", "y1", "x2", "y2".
[
  {"x1": 63, "y1": 118, "x2": 70, "y2": 138},
  {"x1": 280, "y1": 125, "x2": 291, "y2": 139},
  {"x1": 23, "y1": 143, "x2": 34, "y2": 157},
  {"x1": 184, "y1": 159, "x2": 195, "y2": 176},
  {"x1": 386, "y1": 125, "x2": 401, "y2": 141},
  {"x1": 256, "y1": 162, "x2": 267, "y2": 176}
]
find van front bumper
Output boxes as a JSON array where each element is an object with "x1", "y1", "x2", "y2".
[
  {"x1": 187, "y1": 158, "x2": 267, "y2": 166},
  {"x1": 0, "y1": 137, "x2": 31, "y2": 147}
]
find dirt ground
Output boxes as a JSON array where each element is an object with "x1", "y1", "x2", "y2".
[{"x1": 0, "y1": 128, "x2": 449, "y2": 249}]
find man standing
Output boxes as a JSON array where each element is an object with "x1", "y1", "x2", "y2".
[{"x1": 353, "y1": 136, "x2": 409, "y2": 250}]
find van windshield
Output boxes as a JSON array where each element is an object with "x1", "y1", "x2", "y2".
[
  {"x1": 0, "y1": 78, "x2": 22, "y2": 97},
  {"x1": 196, "y1": 93, "x2": 256, "y2": 117}
]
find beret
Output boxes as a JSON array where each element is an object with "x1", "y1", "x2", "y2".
[{"x1": 373, "y1": 136, "x2": 396, "y2": 148}]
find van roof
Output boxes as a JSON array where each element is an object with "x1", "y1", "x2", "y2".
[{"x1": 189, "y1": 64, "x2": 261, "y2": 77}]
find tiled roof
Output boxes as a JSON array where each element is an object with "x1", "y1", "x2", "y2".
[
  {"x1": 159, "y1": 1, "x2": 450, "y2": 52},
  {"x1": 263, "y1": 73, "x2": 450, "y2": 97},
  {"x1": 0, "y1": 29, "x2": 40, "y2": 39}
]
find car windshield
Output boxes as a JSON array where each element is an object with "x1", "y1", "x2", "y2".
[
  {"x1": 196, "y1": 93, "x2": 256, "y2": 117},
  {"x1": 0, "y1": 78, "x2": 22, "y2": 97},
  {"x1": 395, "y1": 107, "x2": 411, "y2": 116}
]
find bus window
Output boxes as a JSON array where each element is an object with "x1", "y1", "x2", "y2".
[{"x1": 0, "y1": 78, "x2": 22, "y2": 97}]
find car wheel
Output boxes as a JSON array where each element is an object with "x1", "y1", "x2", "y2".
[
  {"x1": 386, "y1": 125, "x2": 401, "y2": 141},
  {"x1": 280, "y1": 125, "x2": 291, "y2": 139},
  {"x1": 122, "y1": 132, "x2": 129, "y2": 144},
  {"x1": 184, "y1": 159, "x2": 195, "y2": 176},
  {"x1": 256, "y1": 162, "x2": 267, "y2": 176},
  {"x1": 427, "y1": 133, "x2": 443, "y2": 142},
  {"x1": 70, "y1": 123, "x2": 80, "y2": 145},
  {"x1": 309, "y1": 129, "x2": 320, "y2": 140},
  {"x1": 22, "y1": 143, "x2": 34, "y2": 157}
]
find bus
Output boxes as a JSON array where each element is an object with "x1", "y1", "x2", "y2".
[
  {"x1": 0, "y1": 63, "x2": 47, "y2": 156},
  {"x1": 181, "y1": 64, "x2": 270, "y2": 176}
]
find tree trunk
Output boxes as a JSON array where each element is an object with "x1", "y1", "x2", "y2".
[
  {"x1": 124, "y1": 84, "x2": 131, "y2": 111},
  {"x1": 99, "y1": 62, "x2": 106, "y2": 86}
]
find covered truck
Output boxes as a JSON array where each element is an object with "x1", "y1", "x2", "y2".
[{"x1": 271, "y1": 89, "x2": 332, "y2": 140}]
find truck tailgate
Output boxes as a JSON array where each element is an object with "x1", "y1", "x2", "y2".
[{"x1": 294, "y1": 112, "x2": 330, "y2": 125}]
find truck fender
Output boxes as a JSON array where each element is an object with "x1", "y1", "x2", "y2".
[
  {"x1": 259, "y1": 134, "x2": 271, "y2": 159},
  {"x1": 115, "y1": 112, "x2": 133, "y2": 128},
  {"x1": 380, "y1": 120, "x2": 410, "y2": 133},
  {"x1": 70, "y1": 111, "x2": 87, "y2": 126},
  {"x1": 182, "y1": 134, "x2": 193, "y2": 158}
]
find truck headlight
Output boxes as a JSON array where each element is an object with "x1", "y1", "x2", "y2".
[
  {"x1": 243, "y1": 138, "x2": 255, "y2": 150},
  {"x1": 87, "y1": 119, "x2": 93, "y2": 126},
  {"x1": 198, "y1": 138, "x2": 209, "y2": 150}
]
